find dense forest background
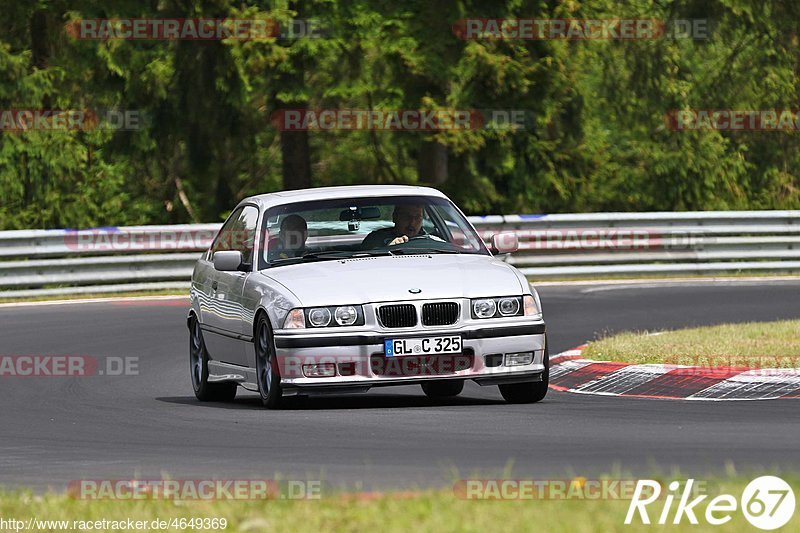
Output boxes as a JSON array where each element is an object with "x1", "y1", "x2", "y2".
[{"x1": 1, "y1": 0, "x2": 799, "y2": 229}]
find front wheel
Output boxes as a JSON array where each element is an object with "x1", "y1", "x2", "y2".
[
  {"x1": 255, "y1": 315, "x2": 283, "y2": 409},
  {"x1": 189, "y1": 316, "x2": 237, "y2": 402},
  {"x1": 499, "y1": 337, "x2": 549, "y2": 404},
  {"x1": 421, "y1": 380, "x2": 464, "y2": 398}
]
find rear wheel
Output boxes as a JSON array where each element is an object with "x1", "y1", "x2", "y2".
[
  {"x1": 421, "y1": 380, "x2": 464, "y2": 398},
  {"x1": 189, "y1": 316, "x2": 237, "y2": 402},
  {"x1": 255, "y1": 315, "x2": 283, "y2": 409},
  {"x1": 499, "y1": 336, "x2": 549, "y2": 404}
]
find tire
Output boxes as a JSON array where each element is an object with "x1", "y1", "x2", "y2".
[
  {"x1": 255, "y1": 314, "x2": 283, "y2": 409},
  {"x1": 421, "y1": 380, "x2": 464, "y2": 398},
  {"x1": 189, "y1": 316, "x2": 237, "y2": 402},
  {"x1": 499, "y1": 336, "x2": 549, "y2": 404}
]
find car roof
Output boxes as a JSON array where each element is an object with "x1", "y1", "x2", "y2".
[{"x1": 240, "y1": 185, "x2": 449, "y2": 210}]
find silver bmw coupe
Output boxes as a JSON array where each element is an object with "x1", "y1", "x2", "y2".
[{"x1": 188, "y1": 185, "x2": 547, "y2": 408}]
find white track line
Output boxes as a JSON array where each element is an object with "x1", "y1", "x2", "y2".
[{"x1": 550, "y1": 347, "x2": 800, "y2": 401}]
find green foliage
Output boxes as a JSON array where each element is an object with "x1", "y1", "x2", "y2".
[{"x1": 0, "y1": 0, "x2": 798, "y2": 229}]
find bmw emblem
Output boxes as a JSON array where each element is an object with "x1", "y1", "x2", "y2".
[{"x1": 408, "y1": 288, "x2": 422, "y2": 294}]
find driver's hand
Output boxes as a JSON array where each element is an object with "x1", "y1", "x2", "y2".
[{"x1": 388, "y1": 235, "x2": 409, "y2": 246}]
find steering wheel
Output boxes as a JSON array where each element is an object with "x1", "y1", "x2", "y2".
[{"x1": 407, "y1": 234, "x2": 446, "y2": 243}]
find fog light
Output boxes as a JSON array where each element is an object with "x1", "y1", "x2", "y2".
[
  {"x1": 303, "y1": 363, "x2": 336, "y2": 377},
  {"x1": 504, "y1": 352, "x2": 534, "y2": 366}
]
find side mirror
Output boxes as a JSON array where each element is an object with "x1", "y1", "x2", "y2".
[
  {"x1": 213, "y1": 250, "x2": 244, "y2": 272},
  {"x1": 490, "y1": 232, "x2": 519, "y2": 254}
]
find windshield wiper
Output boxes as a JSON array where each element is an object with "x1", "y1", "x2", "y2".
[
  {"x1": 347, "y1": 250, "x2": 396, "y2": 257},
  {"x1": 300, "y1": 251, "x2": 357, "y2": 260},
  {"x1": 270, "y1": 249, "x2": 395, "y2": 265},
  {"x1": 391, "y1": 248, "x2": 462, "y2": 255},
  {"x1": 301, "y1": 250, "x2": 400, "y2": 259}
]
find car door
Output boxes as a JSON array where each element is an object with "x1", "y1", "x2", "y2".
[{"x1": 202, "y1": 205, "x2": 259, "y2": 367}]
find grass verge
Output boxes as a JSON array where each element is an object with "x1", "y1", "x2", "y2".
[
  {"x1": 582, "y1": 320, "x2": 800, "y2": 365},
  {"x1": 0, "y1": 290, "x2": 187, "y2": 304},
  {"x1": 0, "y1": 475, "x2": 796, "y2": 532},
  {"x1": 529, "y1": 273, "x2": 800, "y2": 284}
]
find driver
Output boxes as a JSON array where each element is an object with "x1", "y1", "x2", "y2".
[
  {"x1": 361, "y1": 204, "x2": 425, "y2": 249},
  {"x1": 267, "y1": 214, "x2": 308, "y2": 260}
]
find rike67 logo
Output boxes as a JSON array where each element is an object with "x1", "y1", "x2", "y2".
[{"x1": 625, "y1": 476, "x2": 796, "y2": 530}]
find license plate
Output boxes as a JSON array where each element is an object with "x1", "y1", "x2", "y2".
[{"x1": 384, "y1": 336, "x2": 462, "y2": 357}]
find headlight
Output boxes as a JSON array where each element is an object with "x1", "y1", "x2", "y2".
[
  {"x1": 334, "y1": 305, "x2": 358, "y2": 326},
  {"x1": 308, "y1": 307, "x2": 332, "y2": 327},
  {"x1": 498, "y1": 297, "x2": 520, "y2": 316},
  {"x1": 472, "y1": 299, "x2": 497, "y2": 319},
  {"x1": 471, "y1": 296, "x2": 525, "y2": 319},
  {"x1": 283, "y1": 306, "x2": 365, "y2": 329}
]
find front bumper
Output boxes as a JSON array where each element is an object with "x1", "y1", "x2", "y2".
[{"x1": 272, "y1": 321, "x2": 546, "y2": 393}]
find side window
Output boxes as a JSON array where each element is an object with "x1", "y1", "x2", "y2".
[
  {"x1": 210, "y1": 208, "x2": 244, "y2": 259},
  {"x1": 209, "y1": 206, "x2": 260, "y2": 267},
  {"x1": 428, "y1": 204, "x2": 482, "y2": 251}
]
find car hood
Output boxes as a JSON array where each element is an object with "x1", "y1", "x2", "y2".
[{"x1": 258, "y1": 254, "x2": 525, "y2": 306}]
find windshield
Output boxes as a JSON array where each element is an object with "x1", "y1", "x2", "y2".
[{"x1": 257, "y1": 195, "x2": 488, "y2": 269}]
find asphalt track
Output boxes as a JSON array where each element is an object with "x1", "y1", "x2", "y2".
[{"x1": 1, "y1": 280, "x2": 799, "y2": 491}]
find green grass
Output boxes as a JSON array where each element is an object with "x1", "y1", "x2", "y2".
[
  {"x1": 529, "y1": 273, "x2": 800, "y2": 284},
  {"x1": 582, "y1": 320, "x2": 800, "y2": 365},
  {"x1": 0, "y1": 475, "x2": 796, "y2": 532},
  {"x1": 0, "y1": 290, "x2": 187, "y2": 304}
]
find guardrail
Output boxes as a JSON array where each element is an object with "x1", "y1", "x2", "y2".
[{"x1": 1, "y1": 211, "x2": 799, "y2": 298}]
